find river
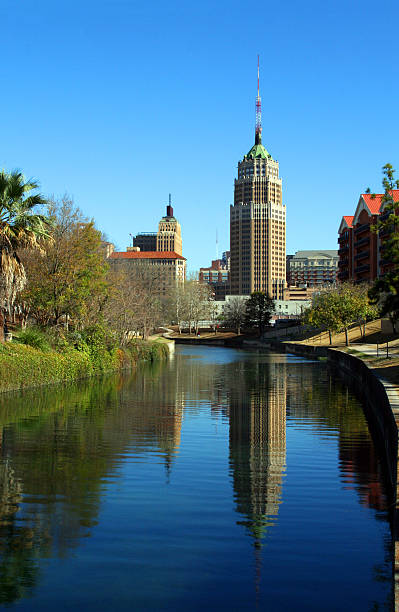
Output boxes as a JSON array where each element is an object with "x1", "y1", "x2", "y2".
[{"x1": 0, "y1": 345, "x2": 392, "y2": 610}]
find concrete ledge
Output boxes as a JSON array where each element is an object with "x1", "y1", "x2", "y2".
[{"x1": 279, "y1": 341, "x2": 398, "y2": 610}]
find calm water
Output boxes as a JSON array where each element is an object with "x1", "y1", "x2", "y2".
[{"x1": 0, "y1": 346, "x2": 392, "y2": 611}]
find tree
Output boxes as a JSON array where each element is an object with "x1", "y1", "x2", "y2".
[
  {"x1": 105, "y1": 262, "x2": 167, "y2": 341},
  {"x1": 0, "y1": 170, "x2": 51, "y2": 331},
  {"x1": 244, "y1": 292, "x2": 274, "y2": 336},
  {"x1": 369, "y1": 164, "x2": 399, "y2": 333},
  {"x1": 303, "y1": 290, "x2": 342, "y2": 345},
  {"x1": 223, "y1": 297, "x2": 247, "y2": 334},
  {"x1": 303, "y1": 283, "x2": 378, "y2": 345},
  {"x1": 19, "y1": 196, "x2": 109, "y2": 328}
]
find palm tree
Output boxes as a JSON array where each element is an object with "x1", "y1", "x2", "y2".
[{"x1": 0, "y1": 170, "x2": 51, "y2": 331}]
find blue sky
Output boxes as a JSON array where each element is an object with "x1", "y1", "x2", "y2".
[{"x1": 1, "y1": 0, "x2": 398, "y2": 272}]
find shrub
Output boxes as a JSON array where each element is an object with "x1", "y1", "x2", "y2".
[{"x1": 18, "y1": 327, "x2": 51, "y2": 352}]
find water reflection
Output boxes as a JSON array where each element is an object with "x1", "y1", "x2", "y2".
[
  {"x1": 0, "y1": 347, "x2": 391, "y2": 609},
  {"x1": 228, "y1": 360, "x2": 286, "y2": 547}
]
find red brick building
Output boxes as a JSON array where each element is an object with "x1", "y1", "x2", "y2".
[
  {"x1": 199, "y1": 255, "x2": 230, "y2": 301},
  {"x1": 338, "y1": 191, "x2": 399, "y2": 283}
]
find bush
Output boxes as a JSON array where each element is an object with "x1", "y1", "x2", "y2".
[
  {"x1": 0, "y1": 333, "x2": 169, "y2": 393},
  {"x1": 18, "y1": 327, "x2": 51, "y2": 352}
]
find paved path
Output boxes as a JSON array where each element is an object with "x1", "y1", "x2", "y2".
[{"x1": 350, "y1": 342, "x2": 399, "y2": 358}]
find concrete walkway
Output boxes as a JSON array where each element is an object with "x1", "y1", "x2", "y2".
[{"x1": 349, "y1": 342, "x2": 399, "y2": 359}]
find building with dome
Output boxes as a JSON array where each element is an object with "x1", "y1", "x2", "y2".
[{"x1": 230, "y1": 62, "x2": 286, "y2": 299}]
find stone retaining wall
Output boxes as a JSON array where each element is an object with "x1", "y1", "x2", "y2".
[{"x1": 281, "y1": 341, "x2": 399, "y2": 610}]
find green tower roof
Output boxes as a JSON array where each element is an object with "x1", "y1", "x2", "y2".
[{"x1": 246, "y1": 143, "x2": 272, "y2": 159}]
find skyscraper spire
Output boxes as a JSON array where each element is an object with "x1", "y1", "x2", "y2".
[{"x1": 255, "y1": 55, "x2": 262, "y2": 145}]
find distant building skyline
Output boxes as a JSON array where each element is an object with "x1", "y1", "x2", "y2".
[
  {"x1": 109, "y1": 198, "x2": 186, "y2": 290},
  {"x1": 199, "y1": 251, "x2": 230, "y2": 301}
]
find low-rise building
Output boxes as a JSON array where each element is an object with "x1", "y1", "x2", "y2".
[
  {"x1": 109, "y1": 249, "x2": 186, "y2": 293},
  {"x1": 285, "y1": 285, "x2": 317, "y2": 301}
]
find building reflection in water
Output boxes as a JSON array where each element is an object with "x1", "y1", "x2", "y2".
[
  {"x1": 228, "y1": 359, "x2": 287, "y2": 548},
  {"x1": 0, "y1": 351, "x2": 391, "y2": 607}
]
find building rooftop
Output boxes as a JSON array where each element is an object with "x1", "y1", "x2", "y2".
[
  {"x1": 361, "y1": 190, "x2": 399, "y2": 214},
  {"x1": 245, "y1": 143, "x2": 272, "y2": 160},
  {"x1": 291, "y1": 250, "x2": 338, "y2": 259},
  {"x1": 109, "y1": 251, "x2": 186, "y2": 261},
  {"x1": 343, "y1": 215, "x2": 354, "y2": 228}
]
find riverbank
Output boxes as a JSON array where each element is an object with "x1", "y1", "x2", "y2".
[
  {"x1": 0, "y1": 337, "x2": 171, "y2": 393},
  {"x1": 275, "y1": 339, "x2": 399, "y2": 610}
]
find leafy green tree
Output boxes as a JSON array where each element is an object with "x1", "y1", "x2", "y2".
[
  {"x1": 19, "y1": 196, "x2": 109, "y2": 328},
  {"x1": 303, "y1": 290, "x2": 342, "y2": 345},
  {"x1": 0, "y1": 170, "x2": 51, "y2": 330},
  {"x1": 369, "y1": 164, "x2": 399, "y2": 333},
  {"x1": 244, "y1": 291, "x2": 274, "y2": 336},
  {"x1": 304, "y1": 283, "x2": 377, "y2": 345}
]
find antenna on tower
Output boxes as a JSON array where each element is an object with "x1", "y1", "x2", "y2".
[
  {"x1": 166, "y1": 193, "x2": 174, "y2": 217},
  {"x1": 255, "y1": 55, "x2": 262, "y2": 145}
]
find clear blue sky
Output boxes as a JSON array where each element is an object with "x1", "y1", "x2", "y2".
[{"x1": 1, "y1": 0, "x2": 398, "y2": 272}]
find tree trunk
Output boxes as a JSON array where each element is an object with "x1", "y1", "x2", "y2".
[
  {"x1": 345, "y1": 328, "x2": 349, "y2": 346},
  {"x1": 237, "y1": 325, "x2": 241, "y2": 335},
  {"x1": 328, "y1": 330, "x2": 332, "y2": 345}
]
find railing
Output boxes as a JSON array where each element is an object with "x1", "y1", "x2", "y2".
[
  {"x1": 354, "y1": 250, "x2": 370, "y2": 261},
  {"x1": 355, "y1": 263, "x2": 370, "y2": 274},
  {"x1": 354, "y1": 223, "x2": 369, "y2": 234},
  {"x1": 338, "y1": 246, "x2": 349, "y2": 255},
  {"x1": 354, "y1": 236, "x2": 370, "y2": 248},
  {"x1": 377, "y1": 342, "x2": 390, "y2": 358},
  {"x1": 338, "y1": 260, "x2": 348, "y2": 267}
]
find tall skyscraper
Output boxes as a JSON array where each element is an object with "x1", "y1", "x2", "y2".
[{"x1": 230, "y1": 59, "x2": 286, "y2": 299}]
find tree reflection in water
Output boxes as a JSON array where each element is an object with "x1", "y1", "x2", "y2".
[{"x1": 0, "y1": 349, "x2": 391, "y2": 607}]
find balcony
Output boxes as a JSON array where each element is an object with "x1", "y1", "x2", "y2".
[
  {"x1": 338, "y1": 271, "x2": 349, "y2": 280},
  {"x1": 355, "y1": 263, "x2": 370, "y2": 274},
  {"x1": 354, "y1": 223, "x2": 369, "y2": 235},
  {"x1": 354, "y1": 250, "x2": 370, "y2": 261},
  {"x1": 338, "y1": 246, "x2": 349, "y2": 255},
  {"x1": 338, "y1": 260, "x2": 348, "y2": 267},
  {"x1": 354, "y1": 236, "x2": 370, "y2": 248}
]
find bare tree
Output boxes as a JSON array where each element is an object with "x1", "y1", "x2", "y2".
[
  {"x1": 223, "y1": 297, "x2": 247, "y2": 334},
  {"x1": 106, "y1": 262, "x2": 167, "y2": 341}
]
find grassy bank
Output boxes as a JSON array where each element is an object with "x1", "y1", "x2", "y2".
[{"x1": 0, "y1": 329, "x2": 170, "y2": 393}]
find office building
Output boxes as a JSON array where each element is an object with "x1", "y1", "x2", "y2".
[{"x1": 230, "y1": 61, "x2": 286, "y2": 299}]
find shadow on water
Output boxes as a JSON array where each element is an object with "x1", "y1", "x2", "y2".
[{"x1": 0, "y1": 347, "x2": 393, "y2": 610}]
